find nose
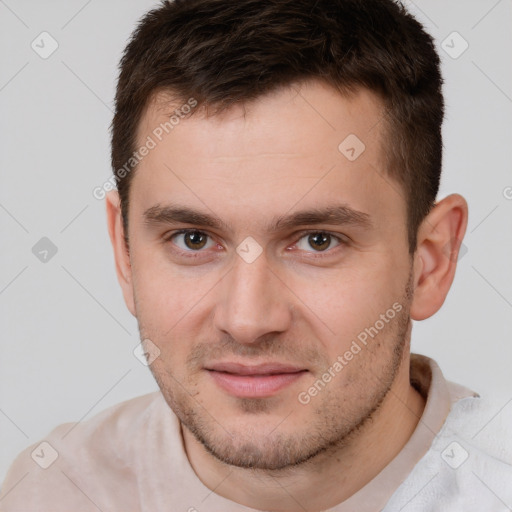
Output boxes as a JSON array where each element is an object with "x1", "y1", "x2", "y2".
[{"x1": 213, "y1": 250, "x2": 292, "y2": 344}]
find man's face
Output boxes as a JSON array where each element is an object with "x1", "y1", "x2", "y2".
[{"x1": 124, "y1": 80, "x2": 414, "y2": 470}]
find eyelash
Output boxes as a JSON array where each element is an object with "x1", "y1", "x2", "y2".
[{"x1": 164, "y1": 229, "x2": 348, "y2": 258}]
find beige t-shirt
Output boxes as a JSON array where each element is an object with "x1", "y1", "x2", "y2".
[{"x1": 2, "y1": 354, "x2": 511, "y2": 512}]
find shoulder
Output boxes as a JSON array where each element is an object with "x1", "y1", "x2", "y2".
[
  {"x1": 0, "y1": 391, "x2": 175, "y2": 511},
  {"x1": 441, "y1": 387, "x2": 512, "y2": 466},
  {"x1": 47, "y1": 390, "x2": 169, "y2": 463},
  {"x1": 384, "y1": 384, "x2": 512, "y2": 512},
  {"x1": 394, "y1": 391, "x2": 512, "y2": 511}
]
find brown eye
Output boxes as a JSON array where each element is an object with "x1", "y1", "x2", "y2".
[
  {"x1": 184, "y1": 231, "x2": 207, "y2": 250},
  {"x1": 295, "y1": 232, "x2": 342, "y2": 253},
  {"x1": 307, "y1": 232, "x2": 331, "y2": 251},
  {"x1": 171, "y1": 230, "x2": 214, "y2": 251}
]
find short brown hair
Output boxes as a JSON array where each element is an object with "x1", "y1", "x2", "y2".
[{"x1": 111, "y1": 0, "x2": 444, "y2": 253}]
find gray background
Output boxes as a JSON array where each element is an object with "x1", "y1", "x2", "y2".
[{"x1": 1, "y1": 0, "x2": 511, "y2": 482}]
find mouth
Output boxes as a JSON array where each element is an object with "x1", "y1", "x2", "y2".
[{"x1": 205, "y1": 362, "x2": 308, "y2": 398}]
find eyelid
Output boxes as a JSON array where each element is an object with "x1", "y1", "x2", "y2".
[{"x1": 293, "y1": 229, "x2": 349, "y2": 241}]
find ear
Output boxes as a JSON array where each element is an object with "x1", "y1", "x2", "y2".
[
  {"x1": 410, "y1": 193, "x2": 468, "y2": 321},
  {"x1": 106, "y1": 190, "x2": 136, "y2": 316}
]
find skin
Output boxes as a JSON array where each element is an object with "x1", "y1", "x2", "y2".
[{"x1": 106, "y1": 79, "x2": 468, "y2": 511}]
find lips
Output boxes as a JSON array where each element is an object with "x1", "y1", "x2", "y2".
[
  {"x1": 205, "y1": 362, "x2": 307, "y2": 398},
  {"x1": 207, "y1": 362, "x2": 304, "y2": 375}
]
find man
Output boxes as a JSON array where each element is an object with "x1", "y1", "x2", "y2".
[{"x1": 1, "y1": 0, "x2": 511, "y2": 510}]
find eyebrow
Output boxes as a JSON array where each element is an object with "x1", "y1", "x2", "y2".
[{"x1": 143, "y1": 204, "x2": 373, "y2": 232}]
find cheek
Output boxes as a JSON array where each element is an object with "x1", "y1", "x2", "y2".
[
  {"x1": 130, "y1": 252, "x2": 232, "y2": 376},
  {"x1": 295, "y1": 259, "x2": 406, "y2": 350},
  {"x1": 130, "y1": 245, "x2": 216, "y2": 324}
]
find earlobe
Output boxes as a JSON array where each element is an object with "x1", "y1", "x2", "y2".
[
  {"x1": 105, "y1": 190, "x2": 136, "y2": 316},
  {"x1": 410, "y1": 194, "x2": 468, "y2": 321}
]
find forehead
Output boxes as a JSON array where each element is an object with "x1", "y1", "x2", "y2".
[
  {"x1": 139, "y1": 80, "x2": 386, "y2": 158},
  {"x1": 131, "y1": 80, "x2": 405, "y2": 235}
]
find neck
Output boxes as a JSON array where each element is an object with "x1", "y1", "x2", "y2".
[{"x1": 182, "y1": 356, "x2": 425, "y2": 511}]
